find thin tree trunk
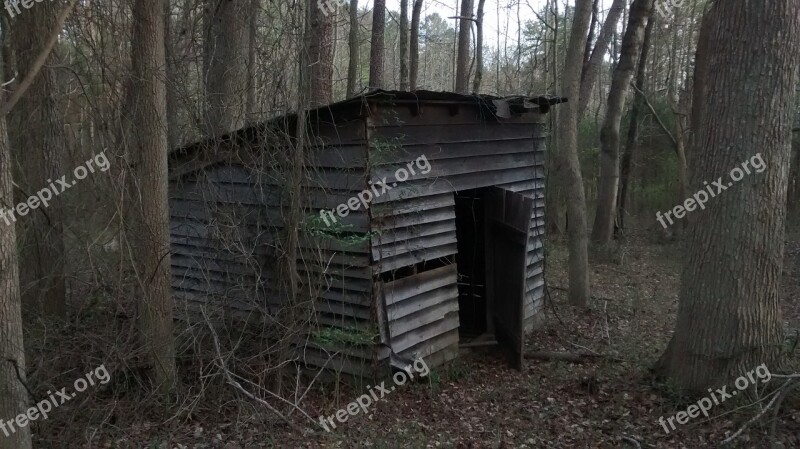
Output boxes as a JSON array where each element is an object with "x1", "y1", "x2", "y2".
[
  {"x1": 655, "y1": 0, "x2": 800, "y2": 393},
  {"x1": 409, "y1": 0, "x2": 422, "y2": 90},
  {"x1": 131, "y1": 0, "x2": 177, "y2": 395},
  {"x1": 368, "y1": 0, "x2": 386, "y2": 89},
  {"x1": 592, "y1": 0, "x2": 654, "y2": 243},
  {"x1": 309, "y1": 0, "x2": 334, "y2": 105},
  {"x1": 545, "y1": 0, "x2": 562, "y2": 236},
  {"x1": 578, "y1": 0, "x2": 625, "y2": 113},
  {"x1": 582, "y1": 0, "x2": 599, "y2": 78},
  {"x1": 454, "y1": 0, "x2": 472, "y2": 93},
  {"x1": 164, "y1": 0, "x2": 180, "y2": 149},
  {"x1": 556, "y1": 0, "x2": 593, "y2": 307},
  {"x1": 204, "y1": 0, "x2": 249, "y2": 135},
  {"x1": 471, "y1": 0, "x2": 485, "y2": 93},
  {"x1": 346, "y1": 0, "x2": 360, "y2": 96},
  {"x1": 245, "y1": 0, "x2": 259, "y2": 120},
  {"x1": 399, "y1": 0, "x2": 409, "y2": 90},
  {"x1": 618, "y1": 15, "x2": 655, "y2": 234}
]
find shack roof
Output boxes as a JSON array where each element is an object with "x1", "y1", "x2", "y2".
[{"x1": 168, "y1": 90, "x2": 566, "y2": 179}]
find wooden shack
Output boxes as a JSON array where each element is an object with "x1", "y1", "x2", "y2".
[{"x1": 168, "y1": 90, "x2": 562, "y2": 378}]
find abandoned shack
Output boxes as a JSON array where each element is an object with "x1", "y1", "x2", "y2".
[{"x1": 168, "y1": 90, "x2": 562, "y2": 378}]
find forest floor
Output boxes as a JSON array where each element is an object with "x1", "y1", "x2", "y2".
[
  {"x1": 30, "y1": 224, "x2": 800, "y2": 449},
  {"x1": 285, "y1": 225, "x2": 800, "y2": 449}
]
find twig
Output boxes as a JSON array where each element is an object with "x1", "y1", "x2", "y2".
[
  {"x1": 630, "y1": 81, "x2": 678, "y2": 150},
  {"x1": 202, "y1": 308, "x2": 308, "y2": 434},
  {"x1": 722, "y1": 378, "x2": 794, "y2": 445}
]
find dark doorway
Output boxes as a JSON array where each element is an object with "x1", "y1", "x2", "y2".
[
  {"x1": 454, "y1": 187, "x2": 532, "y2": 370},
  {"x1": 454, "y1": 189, "x2": 487, "y2": 338}
]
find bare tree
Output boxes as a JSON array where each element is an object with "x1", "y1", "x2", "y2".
[
  {"x1": 368, "y1": 0, "x2": 386, "y2": 89},
  {"x1": 592, "y1": 0, "x2": 653, "y2": 243},
  {"x1": 579, "y1": 0, "x2": 625, "y2": 112},
  {"x1": 346, "y1": 0, "x2": 360, "y2": 96},
  {"x1": 0, "y1": 111, "x2": 31, "y2": 449},
  {"x1": 309, "y1": 0, "x2": 334, "y2": 105},
  {"x1": 204, "y1": 0, "x2": 250, "y2": 135},
  {"x1": 471, "y1": 0, "x2": 485, "y2": 93},
  {"x1": 555, "y1": 0, "x2": 594, "y2": 307},
  {"x1": 409, "y1": 0, "x2": 423, "y2": 90},
  {"x1": 454, "y1": 0, "x2": 473, "y2": 93},
  {"x1": 618, "y1": 15, "x2": 655, "y2": 233},
  {"x1": 399, "y1": 0, "x2": 409, "y2": 90},
  {"x1": 11, "y1": 0, "x2": 68, "y2": 316},
  {"x1": 131, "y1": 0, "x2": 177, "y2": 394},
  {"x1": 656, "y1": 0, "x2": 800, "y2": 393}
]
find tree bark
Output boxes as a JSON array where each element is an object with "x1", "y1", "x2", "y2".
[
  {"x1": 578, "y1": 0, "x2": 625, "y2": 113},
  {"x1": 555, "y1": 0, "x2": 593, "y2": 307},
  {"x1": 368, "y1": 0, "x2": 386, "y2": 89},
  {"x1": 346, "y1": 0, "x2": 360, "y2": 97},
  {"x1": 454, "y1": 0, "x2": 472, "y2": 93},
  {"x1": 204, "y1": 0, "x2": 250, "y2": 135},
  {"x1": 309, "y1": 0, "x2": 334, "y2": 105},
  {"x1": 471, "y1": 0, "x2": 485, "y2": 93},
  {"x1": 0, "y1": 105, "x2": 31, "y2": 449},
  {"x1": 655, "y1": 0, "x2": 800, "y2": 393},
  {"x1": 11, "y1": 0, "x2": 68, "y2": 317},
  {"x1": 399, "y1": 0, "x2": 409, "y2": 90},
  {"x1": 409, "y1": 0, "x2": 423, "y2": 90},
  {"x1": 592, "y1": 0, "x2": 654, "y2": 243},
  {"x1": 618, "y1": 15, "x2": 655, "y2": 234},
  {"x1": 131, "y1": 0, "x2": 177, "y2": 395}
]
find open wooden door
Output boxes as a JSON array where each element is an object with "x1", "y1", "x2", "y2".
[{"x1": 485, "y1": 187, "x2": 533, "y2": 370}]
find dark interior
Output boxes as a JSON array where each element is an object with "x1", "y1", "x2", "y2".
[{"x1": 454, "y1": 188, "x2": 488, "y2": 338}]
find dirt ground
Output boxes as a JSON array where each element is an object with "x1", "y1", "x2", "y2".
[
  {"x1": 279, "y1": 228, "x2": 800, "y2": 449},
  {"x1": 31, "y1": 225, "x2": 800, "y2": 449}
]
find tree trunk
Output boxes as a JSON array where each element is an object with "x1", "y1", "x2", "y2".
[
  {"x1": 618, "y1": 15, "x2": 655, "y2": 234},
  {"x1": 0, "y1": 110, "x2": 31, "y2": 449},
  {"x1": 131, "y1": 0, "x2": 177, "y2": 395},
  {"x1": 581, "y1": 0, "x2": 599, "y2": 78},
  {"x1": 245, "y1": 0, "x2": 259, "y2": 120},
  {"x1": 655, "y1": 0, "x2": 800, "y2": 393},
  {"x1": 555, "y1": 0, "x2": 593, "y2": 307},
  {"x1": 399, "y1": 0, "x2": 409, "y2": 90},
  {"x1": 545, "y1": 0, "x2": 562, "y2": 236},
  {"x1": 578, "y1": 0, "x2": 625, "y2": 113},
  {"x1": 368, "y1": 0, "x2": 386, "y2": 89},
  {"x1": 471, "y1": 0, "x2": 485, "y2": 93},
  {"x1": 204, "y1": 0, "x2": 249, "y2": 135},
  {"x1": 592, "y1": 0, "x2": 653, "y2": 243},
  {"x1": 309, "y1": 0, "x2": 334, "y2": 105},
  {"x1": 346, "y1": 0, "x2": 360, "y2": 97},
  {"x1": 409, "y1": 0, "x2": 423, "y2": 90},
  {"x1": 164, "y1": 0, "x2": 180, "y2": 149},
  {"x1": 11, "y1": 0, "x2": 68, "y2": 317},
  {"x1": 454, "y1": 0, "x2": 472, "y2": 93}
]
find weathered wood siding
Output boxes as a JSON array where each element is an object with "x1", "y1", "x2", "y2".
[{"x1": 367, "y1": 102, "x2": 547, "y2": 364}]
